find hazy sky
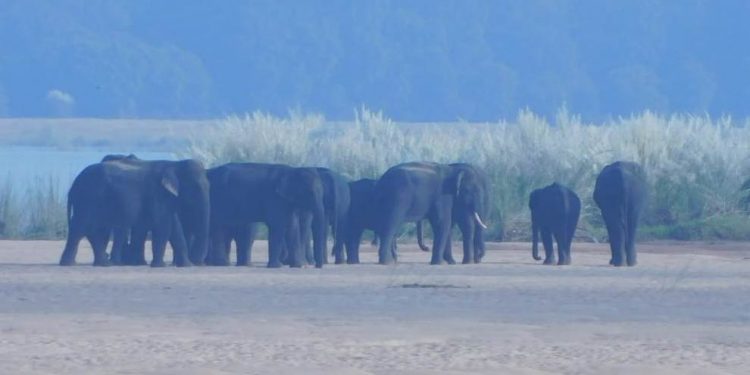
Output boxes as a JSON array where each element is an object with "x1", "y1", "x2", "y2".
[{"x1": 0, "y1": 0, "x2": 748, "y2": 121}]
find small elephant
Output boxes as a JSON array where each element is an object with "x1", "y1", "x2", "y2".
[
  {"x1": 529, "y1": 182, "x2": 581, "y2": 265},
  {"x1": 59, "y1": 158, "x2": 210, "y2": 267},
  {"x1": 593, "y1": 161, "x2": 647, "y2": 267},
  {"x1": 344, "y1": 178, "x2": 429, "y2": 264}
]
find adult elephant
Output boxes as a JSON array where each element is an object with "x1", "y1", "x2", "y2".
[
  {"x1": 207, "y1": 163, "x2": 327, "y2": 268},
  {"x1": 344, "y1": 178, "x2": 429, "y2": 264},
  {"x1": 59, "y1": 158, "x2": 210, "y2": 267},
  {"x1": 529, "y1": 182, "x2": 581, "y2": 265},
  {"x1": 372, "y1": 162, "x2": 489, "y2": 265},
  {"x1": 301, "y1": 167, "x2": 350, "y2": 265},
  {"x1": 593, "y1": 161, "x2": 647, "y2": 267},
  {"x1": 100, "y1": 154, "x2": 205, "y2": 266}
]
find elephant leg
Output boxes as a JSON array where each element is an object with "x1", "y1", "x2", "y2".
[
  {"x1": 344, "y1": 225, "x2": 364, "y2": 264},
  {"x1": 170, "y1": 215, "x2": 192, "y2": 267},
  {"x1": 208, "y1": 225, "x2": 231, "y2": 266},
  {"x1": 300, "y1": 213, "x2": 314, "y2": 266},
  {"x1": 150, "y1": 228, "x2": 170, "y2": 268},
  {"x1": 59, "y1": 220, "x2": 86, "y2": 266},
  {"x1": 553, "y1": 226, "x2": 567, "y2": 266},
  {"x1": 109, "y1": 227, "x2": 129, "y2": 266},
  {"x1": 376, "y1": 206, "x2": 407, "y2": 265},
  {"x1": 286, "y1": 213, "x2": 304, "y2": 268},
  {"x1": 128, "y1": 225, "x2": 148, "y2": 266},
  {"x1": 604, "y1": 213, "x2": 626, "y2": 267},
  {"x1": 236, "y1": 223, "x2": 255, "y2": 266},
  {"x1": 458, "y1": 219, "x2": 476, "y2": 264},
  {"x1": 428, "y1": 202, "x2": 452, "y2": 265},
  {"x1": 267, "y1": 224, "x2": 284, "y2": 268},
  {"x1": 332, "y1": 218, "x2": 347, "y2": 264},
  {"x1": 443, "y1": 230, "x2": 456, "y2": 264},
  {"x1": 473, "y1": 224, "x2": 485, "y2": 263},
  {"x1": 541, "y1": 228, "x2": 555, "y2": 265},
  {"x1": 88, "y1": 227, "x2": 111, "y2": 266},
  {"x1": 625, "y1": 209, "x2": 638, "y2": 267}
]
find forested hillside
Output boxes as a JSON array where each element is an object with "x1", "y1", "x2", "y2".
[{"x1": 0, "y1": 0, "x2": 747, "y2": 120}]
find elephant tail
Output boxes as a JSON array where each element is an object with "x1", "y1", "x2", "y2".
[{"x1": 416, "y1": 220, "x2": 430, "y2": 251}]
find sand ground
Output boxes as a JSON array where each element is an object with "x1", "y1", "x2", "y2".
[{"x1": 1, "y1": 240, "x2": 749, "y2": 374}]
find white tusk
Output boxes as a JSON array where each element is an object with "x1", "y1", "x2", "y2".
[{"x1": 473, "y1": 212, "x2": 488, "y2": 229}]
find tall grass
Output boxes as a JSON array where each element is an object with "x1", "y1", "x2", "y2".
[
  {"x1": 184, "y1": 108, "x2": 750, "y2": 241},
  {"x1": 0, "y1": 176, "x2": 67, "y2": 239}
]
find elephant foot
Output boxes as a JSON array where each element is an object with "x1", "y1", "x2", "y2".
[
  {"x1": 174, "y1": 260, "x2": 193, "y2": 268},
  {"x1": 93, "y1": 258, "x2": 111, "y2": 267},
  {"x1": 626, "y1": 260, "x2": 637, "y2": 267},
  {"x1": 209, "y1": 259, "x2": 230, "y2": 266},
  {"x1": 611, "y1": 260, "x2": 625, "y2": 267},
  {"x1": 429, "y1": 259, "x2": 444, "y2": 265},
  {"x1": 236, "y1": 261, "x2": 251, "y2": 267},
  {"x1": 150, "y1": 260, "x2": 167, "y2": 268},
  {"x1": 267, "y1": 261, "x2": 283, "y2": 268},
  {"x1": 59, "y1": 258, "x2": 76, "y2": 266},
  {"x1": 131, "y1": 259, "x2": 148, "y2": 266},
  {"x1": 461, "y1": 258, "x2": 475, "y2": 265},
  {"x1": 542, "y1": 258, "x2": 556, "y2": 265},
  {"x1": 379, "y1": 259, "x2": 397, "y2": 265},
  {"x1": 347, "y1": 258, "x2": 360, "y2": 265},
  {"x1": 473, "y1": 257, "x2": 483, "y2": 264}
]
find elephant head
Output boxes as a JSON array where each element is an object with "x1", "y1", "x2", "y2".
[
  {"x1": 448, "y1": 163, "x2": 490, "y2": 263},
  {"x1": 171, "y1": 159, "x2": 211, "y2": 265}
]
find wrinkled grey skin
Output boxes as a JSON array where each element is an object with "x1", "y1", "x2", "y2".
[
  {"x1": 529, "y1": 182, "x2": 581, "y2": 265},
  {"x1": 593, "y1": 161, "x2": 647, "y2": 267},
  {"x1": 59, "y1": 158, "x2": 210, "y2": 267},
  {"x1": 344, "y1": 178, "x2": 429, "y2": 264},
  {"x1": 372, "y1": 162, "x2": 490, "y2": 265},
  {"x1": 207, "y1": 163, "x2": 327, "y2": 268}
]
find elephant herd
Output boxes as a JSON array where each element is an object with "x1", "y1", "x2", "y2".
[{"x1": 59, "y1": 155, "x2": 647, "y2": 269}]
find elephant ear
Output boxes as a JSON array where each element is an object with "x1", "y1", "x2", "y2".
[{"x1": 161, "y1": 170, "x2": 180, "y2": 197}]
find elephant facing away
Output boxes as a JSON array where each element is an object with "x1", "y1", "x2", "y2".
[
  {"x1": 207, "y1": 163, "x2": 327, "y2": 268},
  {"x1": 372, "y1": 162, "x2": 489, "y2": 265},
  {"x1": 59, "y1": 158, "x2": 210, "y2": 267},
  {"x1": 344, "y1": 178, "x2": 429, "y2": 264},
  {"x1": 529, "y1": 182, "x2": 581, "y2": 265},
  {"x1": 300, "y1": 167, "x2": 350, "y2": 265},
  {"x1": 593, "y1": 161, "x2": 647, "y2": 267}
]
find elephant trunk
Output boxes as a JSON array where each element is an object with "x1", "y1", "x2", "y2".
[
  {"x1": 312, "y1": 197, "x2": 327, "y2": 268},
  {"x1": 416, "y1": 220, "x2": 430, "y2": 251},
  {"x1": 532, "y1": 218, "x2": 542, "y2": 261},
  {"x1": 188, "y1": 189, "x2": 211, "y2": 265}
]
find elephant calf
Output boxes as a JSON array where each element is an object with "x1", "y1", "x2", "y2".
[
  {"x1": 529, "y1": 182, "x2": 581, "y2": 265},
  {"x1": 593, "y1": 161, "x2": 647, "y2": 267}
]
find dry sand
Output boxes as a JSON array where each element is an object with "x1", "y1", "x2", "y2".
[{"x1": 1, "y1": 240, "x2": 749, "y2": 374}]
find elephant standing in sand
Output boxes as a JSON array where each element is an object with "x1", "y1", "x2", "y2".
[
  {"x1": 529, "y1": 182, "x2": 581, "y2": 265},
  {"x1": 59, "y1": 158, "x2": 210, "y2": 267},
  {"x1": 371, "y1": 162, "x2": 489, "y2": 265},
  {"x1": 593, "y1": 161, "x2": 647, "y2": 267}
]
